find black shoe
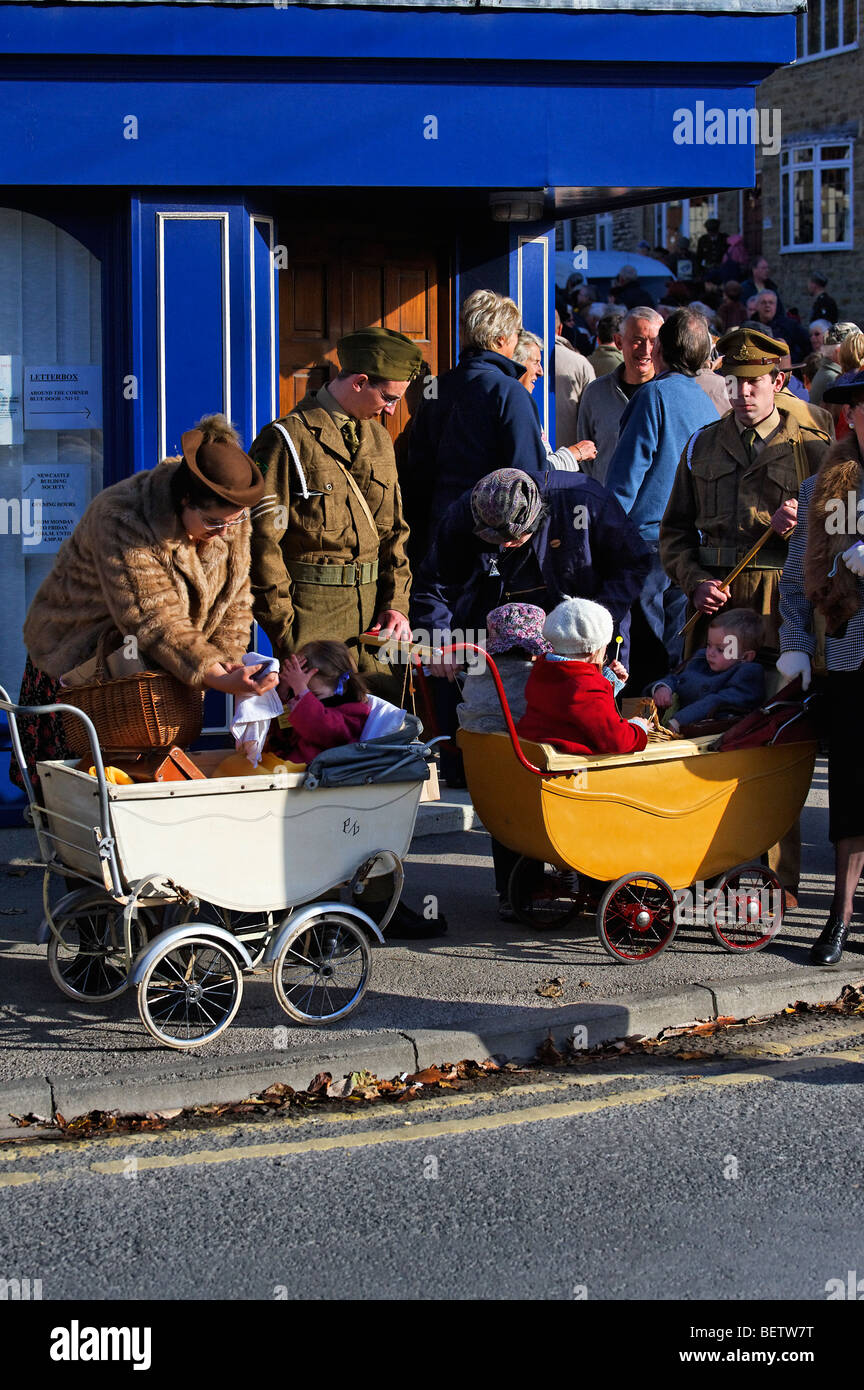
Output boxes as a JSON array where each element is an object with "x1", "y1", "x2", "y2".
[
  {"x1": 810, "y1": 915, "x2": 851, "y2": 966},
  {"x1": 366, "y1": 899, "x2": 448, "y2": 940},
  {"x1": 497, "y1": 895, "x2": 518, "y2": 923}
]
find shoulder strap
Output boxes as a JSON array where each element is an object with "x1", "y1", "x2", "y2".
[
  {"x1": 685, "y1": 427, "x2": 704, "y2": 470},
  {"x1": 272, "y1": 420, "x2": 310, "y2": 500},
  {"x1": 791, "y1": 433, "x2": 810, "y2": 491},
  {"x1": 290, "y1": 413, "x2": 380, "y2": 544}
]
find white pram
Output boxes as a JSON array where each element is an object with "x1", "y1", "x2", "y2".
[{"x1": 1, "y1": 685, "x2": 435, "y2": 1050}]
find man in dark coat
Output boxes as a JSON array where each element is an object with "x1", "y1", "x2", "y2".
[
  {"x1": 808, "y1": 271, "x2": 839, "y2": 324},
  {"x1": 403, "y1": 289, "x2": 548, "y2": 557},
  {"x1": 411, "y1": 468, "x2": 650, "y2": 661}
]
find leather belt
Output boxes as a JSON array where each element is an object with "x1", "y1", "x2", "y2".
[
  {"x1": 288, "y1": 559, "x2": 379, "y2": 587},
  {"x1": 698, "y1": 545, "x2": 786, "y2": 571}
]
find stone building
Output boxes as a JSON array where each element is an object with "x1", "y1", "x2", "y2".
[{"x1": 562, "y1": 0, "x2": 862, "y2": 326}]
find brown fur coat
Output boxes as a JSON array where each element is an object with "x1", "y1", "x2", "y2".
[
  {"x1": 23, "y1": 460, "x2": 254, "y2": 684},
  {"x1": 803, "y1": 432, "x2": 864, "y2": 633}
]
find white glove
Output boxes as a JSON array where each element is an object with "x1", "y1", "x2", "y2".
[
  {"x1": 776, "y1": 651, "x2": 812, "y2": 691},
  {"x1": 628, "y1": 717, "x2": 650, "y2": 733},
  {"x1": 842, "y1": 541, "x2": 864, "y2": 577}
]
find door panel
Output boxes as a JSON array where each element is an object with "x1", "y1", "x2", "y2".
[{"x1": 278, "y1": 233, "x2": 443, "y2": 451}]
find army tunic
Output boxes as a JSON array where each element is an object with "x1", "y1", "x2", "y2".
[
  {"x1": 660, "y1": 406, "x2": 830, "y2": 649},
  {"x1": 248, "y1": 390, "x2": 411, "y2": 672}
]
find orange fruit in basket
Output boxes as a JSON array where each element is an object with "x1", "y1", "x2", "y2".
[{"x1": 87, "y1": 765, "x2": 134, "y2": 785}]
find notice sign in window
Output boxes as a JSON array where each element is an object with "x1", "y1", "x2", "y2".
[
  {"x1": 24, "y1": 365, "x2": 102, "y2": 431},
  {"x1": 20, "y1": 462, "x2": 89, "y2": 554}
]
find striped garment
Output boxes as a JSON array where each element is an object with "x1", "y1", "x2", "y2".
[{"x1": 779, "y1": 473, "x2": 864, "y2": 671}]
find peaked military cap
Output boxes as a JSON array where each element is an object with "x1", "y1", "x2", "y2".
[
  {"x1": 716, "y1": 327, "x2": 786, "y2": 377},
  {"x1": 336, "y1": 327, "x2": 423, "y2": 382}
]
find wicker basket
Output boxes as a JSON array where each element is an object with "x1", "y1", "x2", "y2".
[{"x1": 61, "y1": 670, "x2": 205, "y2": 756}]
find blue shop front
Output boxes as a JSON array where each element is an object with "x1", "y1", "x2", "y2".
[{"x1": 0, "y1": 0, "x2": 798, "y2": 819}]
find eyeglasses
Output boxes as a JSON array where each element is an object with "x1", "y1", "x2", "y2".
[
  {"x1": 373, "y1": 385, "x2": 403, "y2": 408},
  {"x1": 196, "y1": 508, "x2": 249, "y2": 531}
]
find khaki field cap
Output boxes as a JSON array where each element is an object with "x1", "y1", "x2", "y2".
[
  {"x1": 181, "y1": 429, "x2": 266, "y2": 508},
  {"x1": 336, "y1": 326, "x2": 423, "y2": 381},
  {"x1": 716, "y1": 327, "x2": 786, "y2": 377}
]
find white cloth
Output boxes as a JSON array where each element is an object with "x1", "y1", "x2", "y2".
[
  {"x1": 231, "y1": 652, "x2": 282, "y2": 764},
  {"x1": 361, "y1": 694, "x2": 406, "y2": 740}
]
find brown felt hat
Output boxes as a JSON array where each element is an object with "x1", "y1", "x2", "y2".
[{"x1": 181, "y1": 430, "x2": 266, "y2": 508}]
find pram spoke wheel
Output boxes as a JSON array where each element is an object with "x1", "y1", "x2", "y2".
[
  {"x1": 165, "y1": 901, "x2": 278, "y2": 968},
  {"x1": 597, "y1": 872, "x2": 677, "y2": 963},
  {"x1": 272, "y1": 912, "x2": 371, "y2": 1025},
  {"x1": 137, "y1": 935, "x2": 243, "y2": 1049},
  {"x1": 707, "y1": 864, "x2": 783, "y2": 953},
  {"x1": 47, "y1": 888, "x2": 147, "y2": 1003},
  {"x1": 508, "y1": 857, "x2": 583, "y2": 929}
]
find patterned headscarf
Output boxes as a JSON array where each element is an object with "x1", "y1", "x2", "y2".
[
  {"x1": 470, "y1": 469, "x2": 544, "y2": 545},
  {"x1": 486, "y1": 603, "x2": 550, "y2": 656}
]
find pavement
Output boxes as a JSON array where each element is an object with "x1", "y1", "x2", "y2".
[{"x1": 2, "y1": 759, "x2": 862, "y2": 1133}]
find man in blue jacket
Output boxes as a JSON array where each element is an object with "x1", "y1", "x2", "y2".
[
  {"x1": 403, "y1": 289, "x2": 549, "y2": 558},
  {"x1": 605, "y1": 307, "x2": 719, "y2": 689}
]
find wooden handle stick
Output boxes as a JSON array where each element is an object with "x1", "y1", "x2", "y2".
[{"x1": 677, "y1": 523, "x2": 778, "y2": 639}]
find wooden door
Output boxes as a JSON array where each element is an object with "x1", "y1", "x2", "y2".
[{"x1": 279, "y1": 235, "x2": 445, "y2": 455}]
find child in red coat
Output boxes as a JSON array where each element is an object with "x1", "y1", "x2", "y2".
[
  {"x1": 268, "y1": 640, "x2": 370, "y2": 766},
  {"x1": 517, "y1": 598, "x2": 649, "y2": 756}
]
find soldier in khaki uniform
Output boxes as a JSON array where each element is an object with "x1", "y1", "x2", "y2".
[
  {"x1": 249, "y1": 327, "x2": 445, "y2": 940},
  {"x1": 661, "y1": 328, "x2": 831, "y2": 653},
  {"x1": 660, "y1": 327, "x2": 832, "y2": 903},
  {"x1": 249, "y1": 327, "x2": 419, "y2": 676}
]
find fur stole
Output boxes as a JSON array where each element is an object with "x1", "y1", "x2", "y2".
[{"x1": 804, "y1": 433, "x2": 864, "y2": 633}]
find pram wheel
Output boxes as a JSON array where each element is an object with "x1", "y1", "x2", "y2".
[
  {"x1": 137, "y1": 935, "x2": 243, "y2": 1048},
  {"x1": 597, "y1": 872, "x2": 677, "y2": 963},
  {"x1": 165, "y1": 901, "x2": 279, "y2": 968},
  {"x1": 47, "y1": 888, "x2": 147, "y2": 1003},
  {"x1": 508, "y1": 857, "x2": 582, "y2": 929},
  {"x1": 272, "y1": 911, "x2": 371, "y2": 1024},
  {"x1": 707, "y1": 864, "x2": 783, "y2": 952}
]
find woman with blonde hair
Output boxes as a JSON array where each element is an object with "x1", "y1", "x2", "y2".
[{"x1": 405, "y1": 289, "x2": 550, "y2": 553}]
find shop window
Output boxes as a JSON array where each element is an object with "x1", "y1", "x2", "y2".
[
  {"x1": 0, "y1": 209, "x2": 103, "y2": 700},
  {"x1": 780, "y1": 143, "x2": 854, "y2": 250},
  {"x1": 796, "y1": 0, "x2": 857, "y2": 60}
]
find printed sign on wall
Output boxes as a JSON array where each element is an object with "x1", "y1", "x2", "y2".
[
  {"x1": 20, "y1": 462, "x2": 89, "y2": 554},
  {"x1": 23, "y1": 366, "x2": 102, "y2": 431},
  {"x1": 0, "y1": 355, "x2": 23, "y2": 446}
]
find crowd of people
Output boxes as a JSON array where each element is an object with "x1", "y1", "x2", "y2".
[{"x1": 15, "y1": 256, "x2": 864, "y2": 963}]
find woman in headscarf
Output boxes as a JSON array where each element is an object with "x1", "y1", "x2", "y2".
[{"x1": 411, "y1": 465, "x2": 650, "y2": 788}]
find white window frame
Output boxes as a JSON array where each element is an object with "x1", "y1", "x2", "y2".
[
  {"x1": 653, "y1": 195, "x2": 718, "y2": 247},
  {"x1": 795, "y1": 0, "x2": 858, "y2": 63},
  {"x1": 780, "y1": 141, "x2": 854, "y2": 251},
  {"x1": 594, "y1": 212, "x2": 614, "y2": 251}
]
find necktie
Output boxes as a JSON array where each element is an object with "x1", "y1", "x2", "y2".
[
  {"x1": 340, "y1": 419, "x2": 360, "y2": 459},
  {"x1": 742, "y1": 426, "x2": 757, "y2": 462}
]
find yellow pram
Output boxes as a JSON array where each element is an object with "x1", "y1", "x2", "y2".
[{"x1": 451, "y1": 648, "x2": 816, "y2": 964}]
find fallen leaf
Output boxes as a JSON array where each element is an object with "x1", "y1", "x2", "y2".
[
  {"x1": 326, "y1": 1076, "x2": 355, "y2": 1099},
  {"x1": 675, "y1": 1051, "x2": 704, "y2": 1061},
  {"x1": 406, "y1": 1066, "x2": 444, "y2": 1086},
  {"x1": 536, "y1": 976, "x2": 565, "y2": 999},
  {"x1": 260, "y1": 1083, "x2": 294, "y2": 1101},
  {"x1": 153, "y1": 1108, "x2": 182, "y2": 1120},
  {"x1": 579, "y1": 981, "x2": 591, "y2": 989},
  {"x1": 307, "y1": 1072, "x2": 331, "y2": 1096},
  {"x1": 536, "y1": 1036, "x2": 564, "y2": 1065}
]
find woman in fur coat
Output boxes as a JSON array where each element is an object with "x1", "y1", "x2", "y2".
[
  {"x1": 778, "y1": 370, "x2": 864, "y2": 964},
  {"x1": 15, "y1": 414, "x2": 276, "y2": 789}
]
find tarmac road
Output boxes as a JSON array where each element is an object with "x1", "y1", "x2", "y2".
[{"x1": 1, "y1": 1009, "x2": 863, "y2": 1306}]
